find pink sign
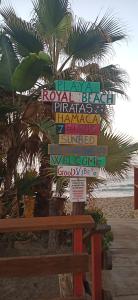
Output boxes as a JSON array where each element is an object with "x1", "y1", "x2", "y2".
[{"x1": 56, "y1": 123, "x2": 100, "y2": 135}]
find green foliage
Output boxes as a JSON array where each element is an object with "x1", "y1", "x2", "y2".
[
  {"x1": 99, "y1": 129, "x2": 138, "y2": 178},
  {"x1": 0, "y1": 33, "x2": 19, "y2": 90},
  {"x1": 85, "y1": 207, "x2": 113, "y2": 251},
  {"x1": 37, "y1": 118, "x2": 58, "y2": 143},
  {"x1": 12, "y1": 52, "x2": 52, "y2": 91},
  {"x1": 0, "y1": 6, "x2": 44, "y2": 57},
  {"x1": 33, "y1": 0, "x2": 71, "y2": 35},
  {"x1": 65, "y1": 13, "x2": 126, "y2": 62},
  {"x1": 88, "y1": 207, "x2": 107, "y2": 224},
  {"x1": 15, "y1": 170, "x2": 38, "y2": 197}
]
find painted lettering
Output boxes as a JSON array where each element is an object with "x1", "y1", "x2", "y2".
[
  {"x1": 56, "y1": 124, "x2": 101, "y2": 135},
  {"x1": 42, "y1": 90, "x2": 115, "y2": 104},
  {"x1": 55, "y1": 80, "x2": 100, "y2": 93},
  {"x1": 57, "y1": 166, "x2": 99, "y2": 177},
  {"x1": 55, "y1": 113, "x2": 100, "y2": 124},
  {"x1": 50, "y1": 155, "x2": 106, "y2": 167},
  {"x1": 59, "y1": 134, "x2": 97, "y2": 145},
  {"x1": 52, "y1": 102, "x2": 105, "y2": 114},
  {"x1": 48, "y1": 144, "x2": 108, "y2": 156}
]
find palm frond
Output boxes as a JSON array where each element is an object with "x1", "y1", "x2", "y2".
[
  {"x1": 97, "y1": 11, "x2": 127, "y2": 43},
  {"x1": 98, "y1": 129, "x2": 138, "y2": 179},
  {"x1": 37, "y1": 118, "x2": 58, "y2": 143},
  {"x1": 99, "y1": 65, "x2": 128, "y2": 94},
  {"x1": 12, "y1": 52, "x2": 52, "y2": 92},
  {"x1": 33, "y1": 0, "x2": 71, "y2": 35},
  {"x1": 64, "y1": 13, "x2": 126, "y2": 62},
  {"x1": 0, "y1": 33, "x2": 19, "y2": 91},
  {"x1": 0, "y1": 6, "x2": 44, "y2": 57}
]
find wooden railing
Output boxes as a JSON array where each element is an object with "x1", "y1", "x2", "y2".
[{"x1": 0, "y1": 215, "x2": 103, "y2": 300}]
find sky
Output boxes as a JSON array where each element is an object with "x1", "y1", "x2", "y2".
[{"x1": 1, "y1": 0, "x2": 138, "y2": 141}]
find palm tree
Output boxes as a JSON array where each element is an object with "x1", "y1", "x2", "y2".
[{"x1": 0, "y1": 0, "x2": 137, "y2": 218}]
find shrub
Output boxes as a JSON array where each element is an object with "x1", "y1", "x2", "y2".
[{"x1": 85, "y1": 207, "x2": 113, "y2": 251}]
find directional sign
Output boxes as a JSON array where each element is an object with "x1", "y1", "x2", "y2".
[
  {"x1": 55, "y1": 113, "x2": 100, "y2": 124},
  {"x1": 57, "y1": 166, "x2": 99, "y2": 177},
  {"x1": 48, "y1": 144, "x2": 108, "y2": 156},
  {"x1": 50, "y1": 155, "x2": 106, "y2": 167},
  {"x1": 59, "y1": 134, "x2": 97, "y2": 145},
  {"x1": 42, "y1": 90, "x2": 78, "y2": 102},
  {"x1": 70, "y1": 178, "x2": 86, "y2": 202},
  {"x1": 56, "y1": 124, "x2": 100, "y2": 135},
  {"x1": 82, "y1": 93, "x2": 115, "y2": 104},
  {"x1": 41, "y1": 90, "x2": 115, "y2": 104},
  {"x1": 52, "y1": 102, "x2": 105, "y2": 114},
  {"x1": 55, "y1": 80, "x2": 100, "y2": 93}
]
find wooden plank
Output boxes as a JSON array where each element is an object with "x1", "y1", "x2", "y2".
[
  {"x1": 91, "y1": 234, "x2": 102, "y2": 300},
  {"x1": 57, "y1": 166, "x2": 99, "y2": 177},
  {"x1": 0, "y1": 215, "x2": 94, "y2": 233},
  {"x1": 56, "y1": 124, "x2": 100, "y2": 135},
  {"x1": 73, "y1": 229, "x2": 83, "y2": 296},
  {"x1": 48, "y1": 145, "x2": 108, "y2": 156},
  {"x1": 52, "y1": 102, "x2": 105, "y2": 114},
  {"x1": 59, "y1": 134, "x2": 97, "y2": 145},
  {"x1": 55, "y1": 113, "x2": 100, "y2": 124},
  {"x1": 55, "y1": 80, "x2": 100, "y2": 93},
  {"x1": 0, "y1": 254, "x2": 89, "y2": 277},
  {"x1": 51, "y1": 298, "x2": 85, "y2": 300},
  {"x1": 50, "y1": 155, "x2": 106, "y2": 167},
  {"x1": 134, "y1": 167, "x2": 138, "y2": 209},
  {"x1": 41, "y1": 89, "x2": 115, "y2": 105}
]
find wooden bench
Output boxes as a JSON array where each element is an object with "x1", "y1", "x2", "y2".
[{"x1": 0, "y1": 215, "x2": 103, "y2": 300}]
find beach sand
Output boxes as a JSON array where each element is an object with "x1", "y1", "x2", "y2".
[
  {"x1": 91, "y1": 196, "x2": 135, "y2": 219},
  {"x1": 65, "y1": 196, "x2": 136, "y2": 218}
]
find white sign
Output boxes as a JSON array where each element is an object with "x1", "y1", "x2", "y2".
[
  {"x1": 57, "y1": 166, "x2": 99, "y2": 177},
  {"x1": 70, "y1": 178, "x2": 86, "y2": 202}
]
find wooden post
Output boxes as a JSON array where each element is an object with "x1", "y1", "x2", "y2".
[
  {"x1": 91, "y1": 233, "x2": 102, "y2": 300},
  {"x1": 134, "y1": 167, "x2": 138, "y2": 209},
  {"x1": 73, "y1": 228, "x2": 83, "y2": 297}
]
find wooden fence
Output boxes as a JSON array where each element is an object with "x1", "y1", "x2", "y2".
[{"x1": 0, "y1": 215, "x2": 103, "y2": 300}]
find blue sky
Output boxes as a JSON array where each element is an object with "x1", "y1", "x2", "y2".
[{"x1": 1, "y1": 0, "x2": 137, "y2": 141}]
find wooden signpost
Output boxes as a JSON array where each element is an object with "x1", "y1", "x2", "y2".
[
  {"x1": 42, "y1": 89, "x2": 115, "y2": 105},
  {"x1": 70, "y1": 178, "x2": 86, "y2": 202},
  {"x1": 56, "y1": 124, "x2": 100, "y2": 135},
  {"x1": 48, "y1": 144, "x2": 108, "y2": 156},
  {"x1": 55, "y1": 80, "x2": 100, "y2": 93},
  {"x1": 50, "y1": 155, "x2": 106, "y2": 167},
  {"x1": 42, "y1": 79, "x2": 111, "y2": 299},
  {"x1": 59, "y1": 134, "x2": 97, "y2": 145},
  {"x1": 52, "y1": 102, "x2": 105, "y2": 114},
  {"x1": 55, "y1": 113, "x2": 100, "y2": 124},
  {"x1": 57, "y1": 166, "x2": 99, "y2": 177}
]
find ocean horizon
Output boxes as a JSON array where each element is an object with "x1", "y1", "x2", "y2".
[{"x1": 93, "y1": 154, "x2": 138, "y2": 198}]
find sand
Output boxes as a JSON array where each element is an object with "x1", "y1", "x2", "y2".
[
  {"x1": 65, "y1": 196, "x2": 136, "y2": 218},
  {"x1": 90, "y1": 196, "x2": 135, "y2": 219}
]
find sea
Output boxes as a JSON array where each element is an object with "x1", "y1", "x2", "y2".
[{"x1": 93, "y1": 154, "x2": 138, "y2": 198}]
